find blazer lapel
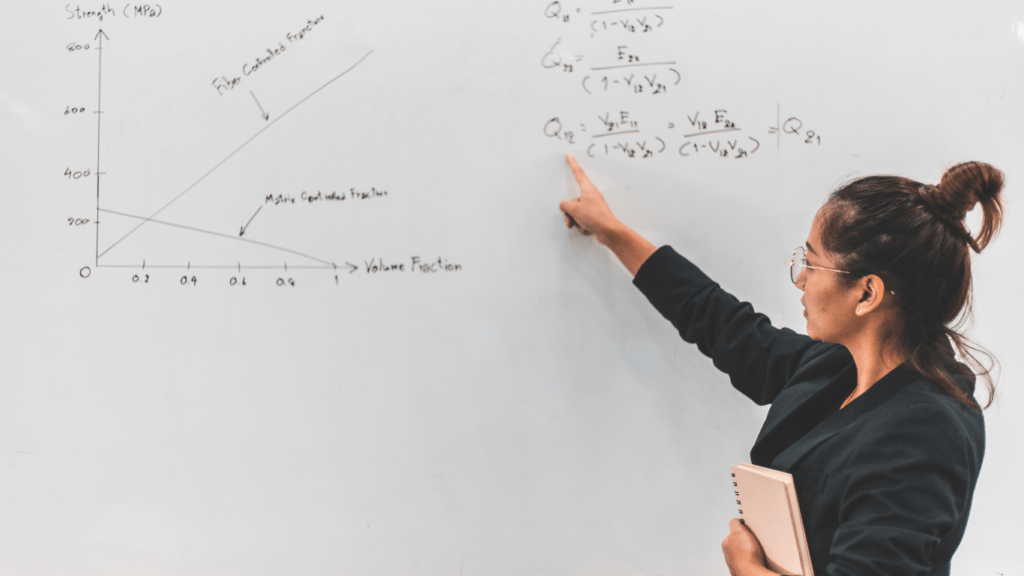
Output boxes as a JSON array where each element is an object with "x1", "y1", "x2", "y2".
[
  {"x1": 750, "y1": 362, "x2": 857, "y2": 466},
  {"x1": 771, "y1": 364, "x2": 918, "y2": 471}
]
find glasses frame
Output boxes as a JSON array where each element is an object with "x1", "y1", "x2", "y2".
[
  {"x1": 785, "y1": 246, "x2": 896, "y2": 296},
  {"x1": 786, "y1": 246, "x2": 851, "y2": 285}
]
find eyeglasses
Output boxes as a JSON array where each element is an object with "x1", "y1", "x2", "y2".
[
  {"x1": 786, "y1": 246, "x2": 851, "y2": 285},
  {"x1": 786, "y1": 246, "x2": 896, "y2": 296}
]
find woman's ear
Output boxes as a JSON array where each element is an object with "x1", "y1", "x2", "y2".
[{"x1": 855, "y1": 275, "x2": 887, "y2": 316}]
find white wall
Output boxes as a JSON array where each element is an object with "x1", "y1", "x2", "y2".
[{"x1": 1, "y1": 1, "x2": 1021, "y2": 574}]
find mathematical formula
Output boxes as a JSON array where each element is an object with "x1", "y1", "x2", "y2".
[
  {"x1": 539, "y1": 1, "x2": 827, "y2": 160},
  {"x1": 544, "y1": 107, "x2": 821, "y2": 160},
  {"x1": 543, "y1": 0, "x2": 669, "y2": 36},
  {"x1": 540, "y1": 0, "x2": 677, "y2": 97}
]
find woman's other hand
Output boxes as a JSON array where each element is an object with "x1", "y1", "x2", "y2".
[{"x1": 722, "y1": 518, "x2": 776, "y2": 576}]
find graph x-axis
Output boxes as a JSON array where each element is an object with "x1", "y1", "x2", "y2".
[{"x1": 97, "y1": 264, "x2": 344, "y2": 270}]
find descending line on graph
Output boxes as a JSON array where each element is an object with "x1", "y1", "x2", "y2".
[{"x1": 98, "y1": 208, "x2": 335, "y2": 265}]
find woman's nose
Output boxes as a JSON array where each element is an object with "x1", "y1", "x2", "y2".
[{"x1": 794, "y1": 268, "x2": 807, "y2": 291}]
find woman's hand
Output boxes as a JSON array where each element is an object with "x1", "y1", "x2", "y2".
[
  {"x1": 559, "y1": 152, "x2": 623, "y2": 245},
  {"x1": 558, "y1": 152, "x2": 657, "y2": 276},
  {"x1": 722, "y1": 518, "x2": 776, "y2": 576}
]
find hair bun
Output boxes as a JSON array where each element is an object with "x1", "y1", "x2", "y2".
[{"x1": 935, "y1": 161, "x2": 1005, "y2": 252}]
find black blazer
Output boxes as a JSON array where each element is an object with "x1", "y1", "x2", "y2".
[{"x1": 633, "y1": 246, "x2": 984, "y2": 576}]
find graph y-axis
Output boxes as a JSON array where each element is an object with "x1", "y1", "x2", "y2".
[{"x1": 94, "y1": 29, "x2": 108, "y2": 267}]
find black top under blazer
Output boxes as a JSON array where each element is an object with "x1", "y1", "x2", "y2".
[{"x1": 633, "y1": 246, "x2": 985, "y2": 576}]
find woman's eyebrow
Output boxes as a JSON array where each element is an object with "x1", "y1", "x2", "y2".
[{"x1": 805, "y1": 241, "x2": 818, "y2": 255}]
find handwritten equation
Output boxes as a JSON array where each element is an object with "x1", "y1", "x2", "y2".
[
  {"x1": 544, "y1": 106, "x2": 821, "y2": 160},
  {"x1": 539, "y1": 1, "x2": 827, "y2": 159},
  {"x1": 541, "y1": 2, "x2": 678, "y2": 97},
  {"x1": 544, "y1": 0, "x2": 668, "y2": 35}
]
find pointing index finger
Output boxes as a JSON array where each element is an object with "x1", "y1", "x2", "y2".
[{"x1": 566, "y1": 152, "x2": 594, "y2": 192}]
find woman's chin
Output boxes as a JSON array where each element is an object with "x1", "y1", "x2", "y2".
[{"x1": 806, "y1": 325, "x2": 839, "y2": 344}]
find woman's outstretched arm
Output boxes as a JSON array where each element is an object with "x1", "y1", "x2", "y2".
[{"x1": 558, "y1": 152, "x2": 831, "y2": 406}]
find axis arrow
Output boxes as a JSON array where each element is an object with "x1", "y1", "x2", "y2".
[{"x1": 94, "y1": 28, "x2": 109, "y2": 266}]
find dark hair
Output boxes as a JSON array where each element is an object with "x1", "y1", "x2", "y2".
[{"x1": 818, "y1": 161, "x2": 1005, "y2": 410}]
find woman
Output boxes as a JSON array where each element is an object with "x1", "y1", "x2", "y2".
[{"x1": 558, "y1": 153, "x2": 1004, "y2": 576}]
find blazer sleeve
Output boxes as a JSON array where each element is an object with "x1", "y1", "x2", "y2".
[
  {"x1": 632, "y1": 245, "x2": 829, "y2": 405},
  {"x1": 825, "y1": 401, "x2": 978, "y2": 575}
]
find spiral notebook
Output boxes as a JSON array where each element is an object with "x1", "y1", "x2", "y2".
[{"x1": 730, "y1": 462, "x2": 814, "y2": 576}]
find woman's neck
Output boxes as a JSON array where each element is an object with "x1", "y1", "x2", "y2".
[{"x1": 844, "y1": 335, "x2": 906, "y2": 401}]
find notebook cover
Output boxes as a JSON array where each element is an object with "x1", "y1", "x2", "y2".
[{"x1": 731, "y1": 463, "x2": 812, "y2": 576}]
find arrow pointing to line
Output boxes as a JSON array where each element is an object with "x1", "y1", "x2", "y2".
[
  {"x1": 95, "y1": 29, "x2": 109, "y2": 42},
  {"x1": 239, "y1": 205, "x2": 263, "y2": 236},
  {"x1": 249, "y1": 90, "x2": 269, "y2": 121}
]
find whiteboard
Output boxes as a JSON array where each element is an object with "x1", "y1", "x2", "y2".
[{"x1": 1, "y1": 1, "x2": 1022, "y2": 574}]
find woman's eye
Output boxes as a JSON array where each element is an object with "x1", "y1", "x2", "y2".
[{"x1": 801, "y1": 258, "x2": 809, "y2": 266}]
